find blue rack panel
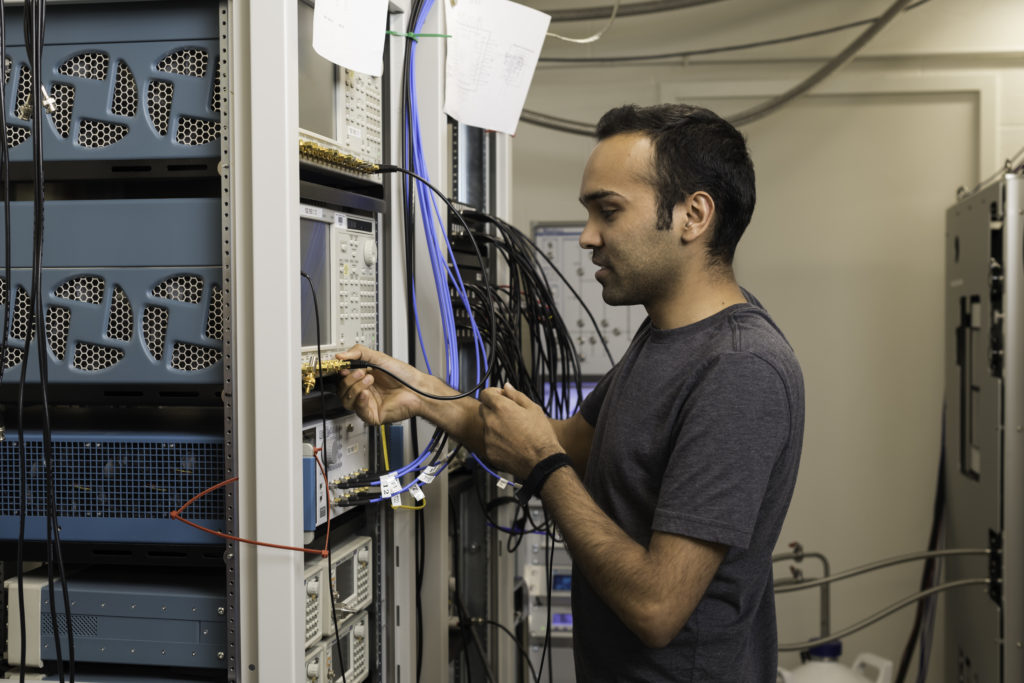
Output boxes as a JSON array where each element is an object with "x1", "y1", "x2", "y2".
[
  {"x1": 0, "y1": 198, "x2": 223, "y2": 391},
  {"x1": 3, "y1": 1, "x2": 221, "y2": 164},
  {"x1": 0, "y1": 427, "x2": 225, "y2": 544}
]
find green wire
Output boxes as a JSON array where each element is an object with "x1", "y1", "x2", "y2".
[{"x1": 386, "y1": 29, "x2": 451, "y2": 42}]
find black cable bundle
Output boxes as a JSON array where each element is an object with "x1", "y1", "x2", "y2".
[
  {"x1": 14, "y1": 2, "x2": 76, "y2": 682},
  {"x1": 459, "y1": 209, "x2": 612, "y2": 414}
]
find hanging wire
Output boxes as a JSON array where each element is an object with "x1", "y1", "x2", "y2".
[
  {"x1": 546, "y1": 0, "x2": 621, "y2": 44},
  {"x1": 539, "y1": 0, "x2": 933, "y2": 63},
  {"x1": 543, "y1": 0, "x2": 722, "y2": 23},
  {"x1": 523, "y1": 0, "x2": 927, "y2": 134}
]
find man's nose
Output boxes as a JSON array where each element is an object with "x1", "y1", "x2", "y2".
[{"x1": 579, "y1": 219, "x2": 601, "y2": 250}]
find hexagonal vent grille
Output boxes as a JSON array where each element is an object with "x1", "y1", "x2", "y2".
[
  {"x1": 6, "y1": 125, "x2": 30, "y2": 148},
  {"x1": 143, "y1": 305, "x2": 168, "y2": 361},
  {"x1": 11, "y1": 286, "x2": 33, "y2": 342},
  {"x1": 73, "y1": 342, "x2": 124, "y2": 371},
  {"x1": 156, "y1": 48, "x2": 208, "y2": 78},
  {"x1": 15, "y1": 66, "x2": 32, "y2": 121},
  {"x1": 152, "y1": 275, "x2": 203, "y2": 304},
  {"x1": 47, "y1": 306, "x2": 71, "y2": 361},
  {"x1": 111, "y1": 61, "x2": 138, "y2": 117},
  {"x1": 210, "y1": 67, "x2": 222, "y2": 114},
  {"x1": 3, "y1": 347, "x2": 23, "y2": 369},
  {"x1": 49, "y1": 83, "x2": 75, "y2": 139},
  {"x1": 55, "y1": 276, "x2": 104, "y2": 305},
  {"x1": 78, "y1": 119, "x2": 130, "y2": 149},
  {"x1": 106, "y1": 286, "x2": 133, "y2": 342},
  {"x1": 171, "y1": 343, "x2": 220, "y2": 371},
  {"x1": 147, "y1": 80, "x2": 174, "y2": 137},
  {"x1": 205, "y1": 284, "x2": 223, "y2": 340},
  {"x1": 176, "y1": 116, "x2": 219, "y2": 147},
  {"x1": 57, "y1": 52, "x2": 109, "y2": 80}
]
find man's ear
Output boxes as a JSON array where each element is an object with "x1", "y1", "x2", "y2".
[{"x1": 676, "y1": 191, "x2": 715, "y2": 245}]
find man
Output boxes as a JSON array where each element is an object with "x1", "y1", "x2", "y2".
[{"x1": 338, "y1": 103, "x2": 804, "y2": 680}]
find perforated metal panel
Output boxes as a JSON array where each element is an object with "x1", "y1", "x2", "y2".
[
  {"x1": 210, "y1": 66, "x2": 222, "y2": 113},
  {"x1": 0, "y1": 428, "x2": 225, "y2": 543},
  {"x1": 50, "y1": 82, "x2": 75, "y2": 138},
  {"x1": 0, "y1": 24, "x2": 220, "y2": 161},
  {"x1": 152, "y1": 274, "x2": 203, "y2": 304},
  {"x1": 171, "y1": 342, "x2": 220, "y2": 371},
  {"x1": 11, "y1": 285, "x2": 33, "y2": 341},
  {"x1": 3, "y1": 346, "x2": 23, "y2": 369},
  {"x1": 47, "y1": 306, "x2": 70, "y2": 360},
  {"x1": 0, "y1": 199, "x2": 223, "y2": 394},
  {"x1": 205, "y1": 284, "x2": 223, "y2": 340},
  {"x1": 157, "y1": 48, "x2": 208, "y2": 78},
  {"x1": 146, "y1": 79, "x2": 173, "y2": 136},
  {"x1": 143, "y1": 305, "x2": 168, "y2": 361},
  {"x1": 107, "y1": 285, "x2": 133, "y2": 341},
  {"x1": 58, "y1": 51, "x2": 109, "y2": 80},
  {"x1": 176, "y1": 115, "x2": 220, "y2": 147},
  {"x1": 78, "y1": 118, "x2": 130, "y2": 148},
  {"x1": 15, "y1": 64, "x2": 31, "y2": 121},
  {"x1": 55, "y1": 275, "x2": 104, "y2": 304},
  {"x1": 6, "y1": 124, "x2": 29, "y2": 147},
  {"x1": 0, "y1": 270, "x2": 223, "y2": 382},
  {"x1": 112, "y1": 61, "x2": 138, "y2": 117},
  {"x1": 74, "y1": 342, "x2": 125, "y2": 371},
  {"x1": 40, "y1": 614, "x2": 100, "y2": 637}
]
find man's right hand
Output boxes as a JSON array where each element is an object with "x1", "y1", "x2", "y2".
[{"x1": 336, "y1": 345, "x2": 428, "y2": 425}]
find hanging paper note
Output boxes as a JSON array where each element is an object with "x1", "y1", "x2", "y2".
[
  {"x1": 444, "y1": 0, "x2": 551, "y2": 135},
  {"x1": 313, "y1": 0, "x2": 389, "y2": 77}
]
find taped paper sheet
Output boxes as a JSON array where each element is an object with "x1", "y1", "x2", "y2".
[
  {"x1": 313, "y1": 0, "x2": 389, "y2": 77},
  {"x1": 444, "y1": 0, "x2": 551, "y2": 135}
]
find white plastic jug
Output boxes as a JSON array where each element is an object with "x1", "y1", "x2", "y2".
[{"x1": 777, "y1": 653, "x2": 894, "y2": 683}]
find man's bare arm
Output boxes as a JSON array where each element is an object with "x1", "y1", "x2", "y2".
[
  {"x1": 550, "y1": 412, "x2": 594, "y2": 476},
  {"x1": 338, "y1": 345, "x2": 594, "y2": 470},
  {"x1": 539, "y1": 466, "x2": 725, "y2": 648}
]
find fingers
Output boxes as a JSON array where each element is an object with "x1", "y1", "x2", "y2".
[
  {"x1": 339, "y1": 369, "x2": 373, "y2": 410},
  {"x1": 500, "y1": 382, "x2": 536, "y2": 408},
  {"x1": 478, "y1": 386, "x2": 508, "y2": 410}
]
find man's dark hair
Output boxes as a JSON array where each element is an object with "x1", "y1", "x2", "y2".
[{"x1": 596, "y1": 103, "x2": 755, "y2": 267}]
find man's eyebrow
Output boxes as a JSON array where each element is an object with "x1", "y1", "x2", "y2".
[{"x1": 578, "y1": 190, "x2": 624, "y2": 206}]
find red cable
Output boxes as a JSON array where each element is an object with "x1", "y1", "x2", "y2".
[{"x1": 170, "y1": 451, "x2": 335, "y2": 557}]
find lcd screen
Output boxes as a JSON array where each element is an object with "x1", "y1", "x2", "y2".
[{"x1": 300, "y1": 218, "x2": 331, "y2": 348}]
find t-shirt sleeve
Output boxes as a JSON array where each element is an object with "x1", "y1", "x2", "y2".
[{"x1": 652, "y1": 352, "x2": 792, "y2": 549}]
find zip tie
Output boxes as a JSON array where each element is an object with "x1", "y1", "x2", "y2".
[{"x1": 386, "y1": 30, "x2": 452, "y2": 42}]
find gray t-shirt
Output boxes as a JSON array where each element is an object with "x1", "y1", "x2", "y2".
[{"x1": 573, "y1": 299, "x2": 804, "y2": 681}]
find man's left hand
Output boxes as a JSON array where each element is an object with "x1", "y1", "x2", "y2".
[{"x1": 478, "y1": 383, "x2": 563, "y2": 481}]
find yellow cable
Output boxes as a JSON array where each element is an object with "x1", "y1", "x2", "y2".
[
  {"x1": 396, "y1": 502, "x2": 426, "y2": 510},
  {"x1": 380, "y1": 424, "x2": 390, "y2": 471}
]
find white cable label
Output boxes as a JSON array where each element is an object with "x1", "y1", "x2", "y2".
[
  {"x1": 408, "y1": 482, "x2": 426, "y2": 502},
  {"x1": 496, "y1": 477, "x2": 510, "y2": 490},
  {"x1": 390, "y1": 492, "x2": 403, "y2": 508},
  {"x1": 418, "y1": 464, "x2": 442, "y2": 484},
  {"x1": 380, "y1": 473, "x2": 400, "y2": 498}
]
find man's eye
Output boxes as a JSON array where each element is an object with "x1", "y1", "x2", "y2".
[{"x1": 600, "y1": 208, "x2": 617, "y2": 220}]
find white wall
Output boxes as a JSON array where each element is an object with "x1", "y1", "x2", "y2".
[{"x1": 511, "y1": 0, "x2": 1024, "y2": 679}]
